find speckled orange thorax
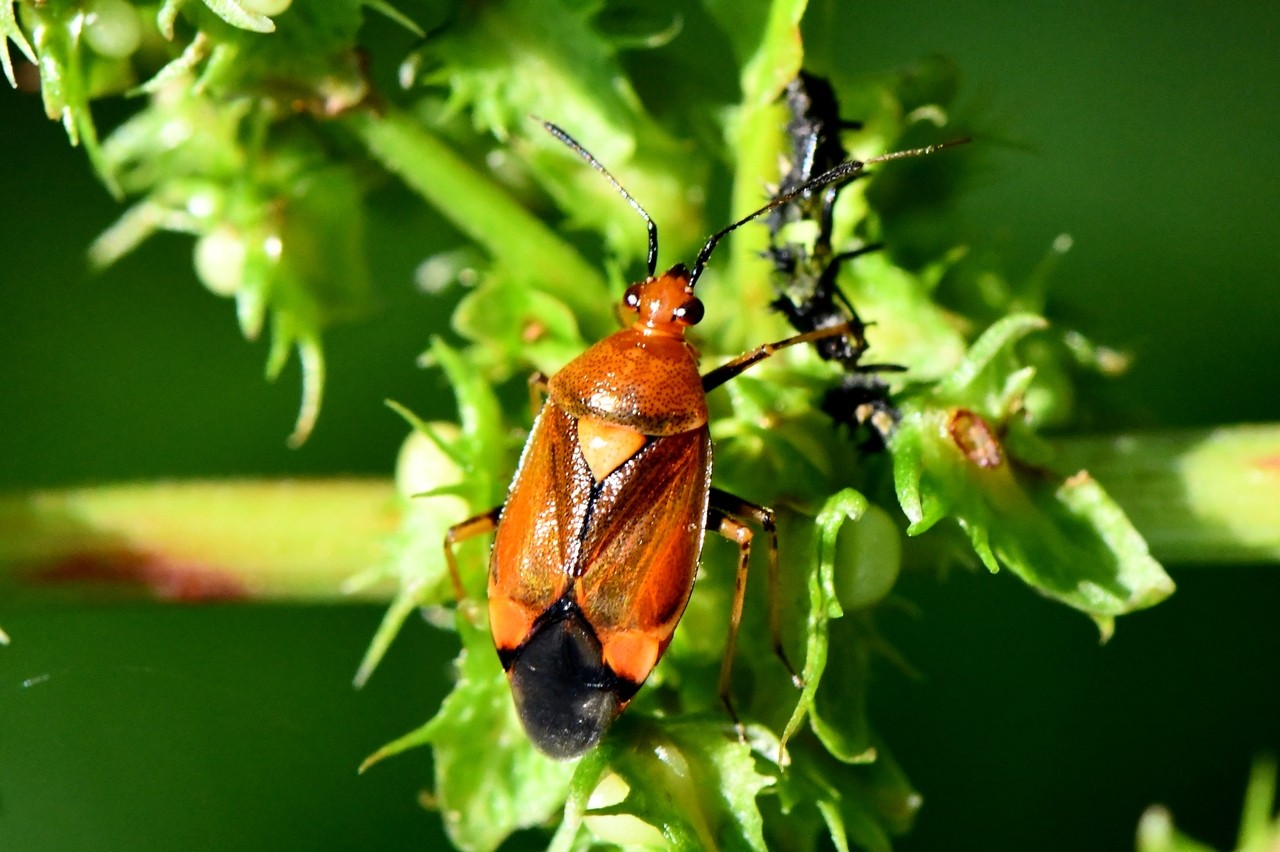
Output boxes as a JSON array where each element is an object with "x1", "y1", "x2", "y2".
[
  {"x1": 549, "y1": 329, "x2": 706, "y2": 435},
  {"x1": 547, "y1": 267, "x2": 708, "y2": 436}
]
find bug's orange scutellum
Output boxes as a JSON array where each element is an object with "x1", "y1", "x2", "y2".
[{"x1": 445, "y1": 123, "x2": 963, "y2": 759}]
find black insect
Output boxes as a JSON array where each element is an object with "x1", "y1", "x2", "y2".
[
  {"x1": 766, "y1": 72, "x2": 863, "y2": 237},
  {"x1": 766, "y1": 72, "x2": 901, "y2": 445}
]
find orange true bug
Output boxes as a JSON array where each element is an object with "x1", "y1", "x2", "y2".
[{"x1": 445, "y1": 122, "x2": 960, "y2": 759}]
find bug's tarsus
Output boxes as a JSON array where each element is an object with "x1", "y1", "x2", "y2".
[
  {"x1": 776, "y1": 640, "x2": 804, "y2": 689},
  {"x1": 725, "y1": 702, "x2": 748, "y2": 746},
  {"x1": 537, "y1": 119, "x2": 660, "y2": 277}
]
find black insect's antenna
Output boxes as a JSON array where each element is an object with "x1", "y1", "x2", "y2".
[
  {"x1": 538, "y1": 119, "x2": 659, "y2": 278},
  {"x1": 688, "y1": 137, "x2": 970, "y2": 289}
]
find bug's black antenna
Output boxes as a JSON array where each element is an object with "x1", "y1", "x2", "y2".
[
  {"x1": 538, "y1": 119, "x2": 659, "y2": 277},
  {"x1": 688, "y1": 138, "x2": 970, "y2": 289}
]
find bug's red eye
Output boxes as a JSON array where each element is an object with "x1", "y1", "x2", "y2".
[
  {"x1": 623, "y1": 285, "x2": 642, "y2": 311},
  {"x1": 674, "y1": 298, "x2": 704, "y2": 325}
]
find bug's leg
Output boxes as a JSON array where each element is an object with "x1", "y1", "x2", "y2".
[
  {"x1": 712, "y1": 489, "x2": 803, "y2": 689},
  {"x1": 527, "y1": 371, "x2": 550, "y2": 420},
  {"x1": 444, "y1": 506, "x2": 502, "y2": 618},
  {"x1": 702, "y1": 321, "x2": 863, "y2": 392},
  {"x1": 707, "y1": 504, "x2": 751, "y2": 742}
]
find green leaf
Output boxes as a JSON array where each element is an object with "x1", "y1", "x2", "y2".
[
  {"x1": 778, "y1": 493, "x2": 907, "y2": 772},
  {"x1": 889, "y1": 315, "x2": 1175, "y2": 636},
  {"x1": 199, "y1": 0, "x2": 275, "y2": 33},
  {"x1": 362, "y1": 620, "x2": 576, "y2": 852},
  {"x1": 1237, "y1": 755, "x2": 1279, "y2": 849},
  {"x1": 775, "y1": 734, "x2": 921, "y2": 852},
  {"x1": 24, "y1": 2, "x2": 119, "y2": 195},
  {"x1": 450, "y1": 273, "x2": 586, "y2": 379},
  {"x1": 837, "y1": 250, "x2": 970, "y2": 383},
  {"x1": 354, "y1": 339, "x2": 507, "y2": 686},
  {"x1": 411, "y1": 0, "x2": 707, "y2": 268},
  {"x1": 425, "y1": 338, "x2": 507, "y2": 503},
  {"x1": 193, "y1": 1, "x2": 369, "y2": 106},
  {"x1": 282, "y1": 328, "x2": 324, "y2": 448},
  {"x1": 361, "y1": 0, "x2": 424, "y2": 37},
  {"x1": 568, "y1": 717, "x2": 774, "y2": 852},
  {"x1": 780, "y1": 489, "x2": 865, "y2": 756},
  {"x1": 1, "y1": 0, "x2": 36, "y2": 88},
  {"x1": 934, "y1": 313, "x2": 1047, "y2": 405},
  {"x1": 156, "y1": 0, "x2": 186, "y2": 41}
]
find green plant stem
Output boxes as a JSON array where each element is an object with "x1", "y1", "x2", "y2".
[
  {"x1": 1, "y1": 425, "x2": 1276, "y2": 607},
  {"x1": 0, "y1": 479, "x2": 400, "y2": 602},
  {"x1": 345, "y1": 108, "x2": 613, "y2": 337},
  {"x1": 715, "y1": 0, "x2": 806, "y2": 349},
  {"x1": 1055, "y1": 423, "x2": 1280, "y2": 564}
]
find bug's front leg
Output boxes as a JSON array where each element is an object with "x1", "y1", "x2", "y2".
[
  {"x1": 701, "y1": 321, "x2": 862, "y2": 392},
  {"x1": 527, "y1": 371, "x2": 550, "y2": 421}
]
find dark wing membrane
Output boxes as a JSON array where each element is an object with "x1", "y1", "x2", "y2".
[
  {"x1": 490, "y1": 403, "x2": 595, "y2": 615},
  {"x1": 574, "y1": 426, "x2": 712, "y2": 638}
]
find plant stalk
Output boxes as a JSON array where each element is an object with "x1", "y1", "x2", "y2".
[
  {"x1": 0, "y1": 479, "x2": 400, "y2": 603},
  {"x1": 345, "y1": 108, "x2": 613, "y2": 337},
  {"x1": 1, "y1": 425, "x2": 1275, "y2": 609},
  {"x1": 1055, "y1": 423, "x2": 1280, "y2": 564}
]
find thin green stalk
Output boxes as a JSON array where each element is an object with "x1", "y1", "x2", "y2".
[
  {"x1": 1056, "y1": 423, "x2": 1280, "y2": 564},
  {"x1": 0, "y1": 479, "x2": 400, "y2": 602},
  {"x1": 1, "y1": 425, "x2": 1275, "y2": 608},
  {"x1": 715, "y1": 0, "x2": 807, "y2": 348},
  {"x1": 345, "y1": 108, "x2": 613, "y2": 337}
]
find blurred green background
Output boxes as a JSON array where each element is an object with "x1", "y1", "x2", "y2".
[{"x1": 1, "y1": 1, "x2": 1277, "y2": 849}]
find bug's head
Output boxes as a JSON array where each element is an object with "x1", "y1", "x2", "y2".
[
  {"x1": 506, "y1": 605, "x2": 635, "y2": 760},
  {"x1": 622, "y1": 263, "x2": 705, "y2": 334}
]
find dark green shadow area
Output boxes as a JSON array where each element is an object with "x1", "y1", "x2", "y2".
[
  {"x1": 0, "y1": 603, "x2": 456, "y2": 852},
  {"x1": 875, "y1": 565, "x2": 1280, "y2": 850}
]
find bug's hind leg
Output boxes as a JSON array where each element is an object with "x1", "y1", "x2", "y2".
[{"x1": 708, "y1": 489, "x2": 803, "y2": 741}]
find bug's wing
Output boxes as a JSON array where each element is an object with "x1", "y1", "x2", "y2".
[
  {"x1": 489, "y1": 403, "x2": 594, "y2": 623},
  {"x1": 574, "y1": 426, "x2": 712, "y2": 641}
]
